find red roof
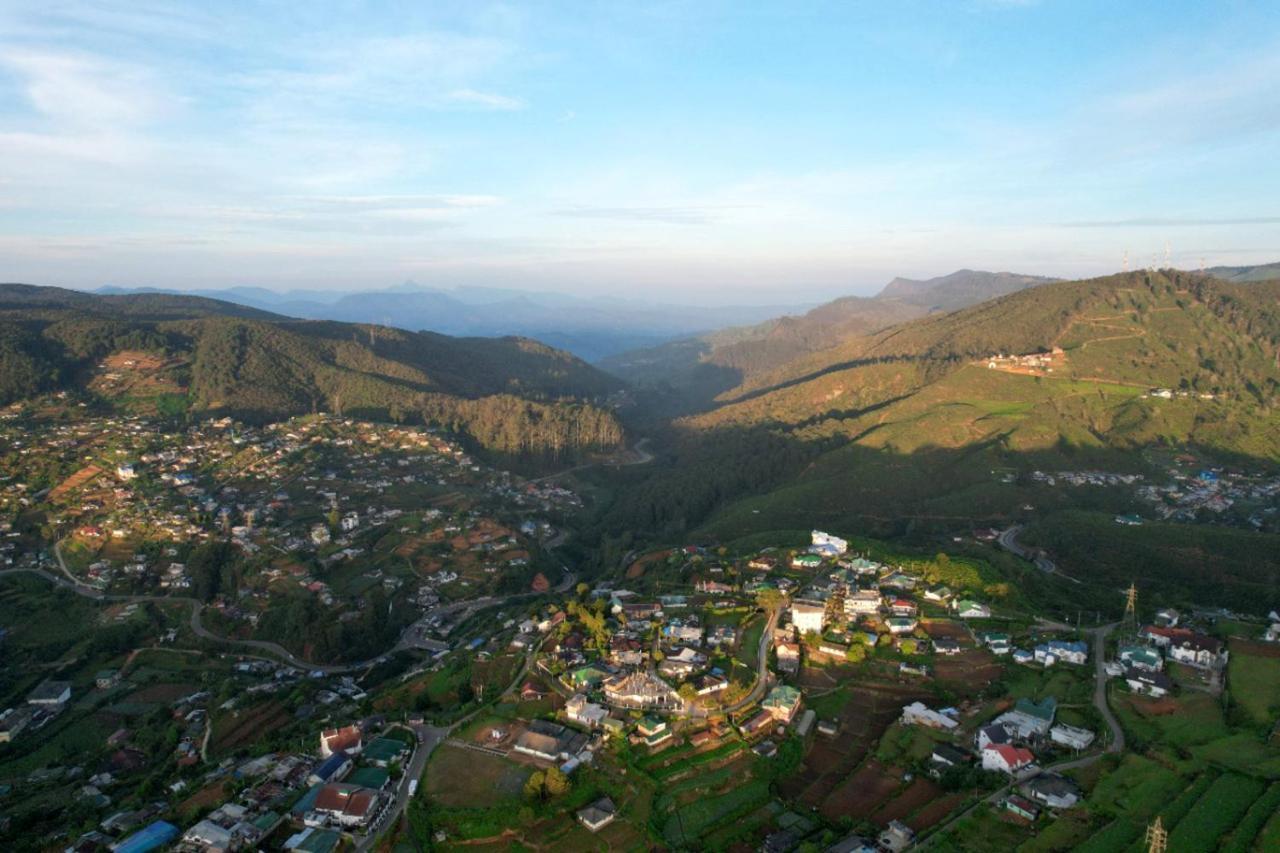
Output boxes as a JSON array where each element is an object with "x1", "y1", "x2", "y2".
[
  {"x1": 315, "y1": 783, "x2": 377, "y2": 818},
  {"x1": 986, "y1": 743, "x2": 1034, "y2": 768},
  {"x1": 321, "y1": 725, "x2": 362, "y2": 754}
]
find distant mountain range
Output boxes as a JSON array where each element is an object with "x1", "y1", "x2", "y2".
[
  {"x1": 1204, "y1": 261, "x2": 1280, "y2": 284},
  {"x1": 93, "y1": 283, "x2": 807, "y2": 363},
  {"x1": 599, "y1": 268, "x2": 1059, "y2": 412},
  {"x1": 0, "y1": 283, "x2": 624, "y2": 458}
]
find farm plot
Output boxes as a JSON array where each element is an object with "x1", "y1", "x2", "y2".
[
  {"x1": 661, "y1": 777, "x2": 772, "y2": 847},
  {"x1": 425, "y1": 743, "x2": 530, "y2": 808},
  {"x1": 932, "y1": 648, "x2": 1003, "y2": 694},
  {"x1": 1165, "y1": 772, "x2": 1266, "y2": 852},
  {"x1": 1227, "y1": 640, "x2": 1280, "y2": 725},
  {"x1": 820, "y1": 759, "x2": 904, "y2": 822},
  {"x1": 778, "y1": 683, "x2": 925, "y2": 808}
]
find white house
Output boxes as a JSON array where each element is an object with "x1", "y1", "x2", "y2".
[
  {"x1": 790, "y1": 600, "x2": 827, "y2": 635},
  {"x1": 565, "y1": 694, "x2": 608, "y2": 729},
  {"x1": 844, "y1": 589, "x2": 882, "y2": 616},
  {"x1": 900, "y1": 702, "x2": 958, "y2": 730},
  {"x1": 810, "y1": 530, "x2": 849, "y2": 556},
  {"x1": 982, "y1": 743, "x2": 1035, "y2": 775},
  {"x1": 1049, "y1": 724, "x2": 1095, "y2": 751}
]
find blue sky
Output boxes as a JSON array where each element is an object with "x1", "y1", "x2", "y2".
[{"x1": 0, "y1": 0, "x2": 1278, "y2": 302}]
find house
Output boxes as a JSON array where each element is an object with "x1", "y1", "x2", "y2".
[
  {"x1": 748, "y1": 555, "x2": 778, "y2": 571},
  {"x1": 981, "y1": 632, "x2": 1011, "y2": 654},
  {"x1": 283, "y1": 827, "x2": 342, "y2": 853},
  {"x1": 1049, "y1": 724, "x2": 1096, "y2": 751},
  {"x1": 514, "y1": 720, "x2": 588, "y2": 762},
  {"x1": 901, "y1": 702, "x2": 958, "y2": 730},
  {"x1": 1044, "y1": 639, "x2": 1088, "y2": 665},
  {"x1": 319, "y1": 725, "x2": 362, "y2": 758},
  {"x1": 923, "y1": 586, "x2": 953, "y2": 603},
  {"x1": 565, "y1": 694, "x2": 608, "y2": 728},
  {"x1": 1154, "y1": 608, "x2": 1180, "y2": 627},
  {"x1": 568, "y1": 664, "x2": 608, "y2": 690},
  {"x1": 1119, "y1": 645, "x2": 1163, "y2": 672},
  {"x1": 996, "y1": 697, "x2": 1056, "y2": 739},
  {"x1": 791, "y1": 553, "x2": 823, "y2": 570},
  {"x1": 930, "y1": 743, "x2": 972, "y2": 769},
  {"x1": 776, "y1": 641, "x2": 801, "y2": 673},
  {"x1": 603, "y1": 670, "x2": 679, "y2": 709},
  {"x1": 310, "y1": 783, "x2": 380, "y2": 828},
  {"x1": 1125, "y1": 667, "x2": 1172, "y2": 698},
  {"x1": 111, "y1": 820, "x2": 179, "y2": 853},
  {"x1": 762, "y1": 685, "x2": 803, "y2": 723},
  {"x1": 1032, "y1": 645, "x2": 1058, "y2": 667},
  {"x1": 817, "y1": 719, "x2": 840, "y2": 737},
  {"x1": 888, "y1": 598, "x2": 918, "y2": 617},
  {"x1": 520, "y1": 681, "x2": 546, "y2": 701},
  {"x1": 1021, "y1": 773, "x2": 1082, "y2": 809},
  {"x1": 976, "y1": 723, "x2": 1010, "y2": 751},
  {"x1": 1012, "y1": 649, "x2": 1035, "y2": 665},
  {"x1": 982, "y1": 743, "x2": 1035, "y2": 774},
  {"x1": 361, "y1": 737, "x2": 408, "y2": 767},
  {"x1": 954, "y1": 600, "x2": 992, "y2": 619},
  {"x1": 1005, "y1": 795, "x2": 1040, "y2": 822},
  {"x1": 637, "y1": 716, "x2": 672, "y2": 747},
  {"x1": 695, "y1": 578, "x2": 734, "y2": 594},
  {"x1": 934, "y1": 637, "x2": 962, "y2": 656},
  {"x1": 844, "y1": 589, "x2": 882, "y2": 616},
  {"x1": 1167, "y1": 633, "x2": 1228, "y2": 669},
  {"x1": 740, "y1": 709, "x2": 775, "y2": 737},
  {"x1": 307, "y1": 751, "x2": 352, "y2": 786},
  {"x1": 790, "y1": 600, "x2": 827, "y2": 635},
  {"x1": 886, "y1": 617, "x2": 918, "y2": 635},
  {"x1": 95, "y1": 670, "x2": 120, "y2": 690},
  {"x1": 810, "y1": 530, "x2": 849, "y2": 555},
  {"x1": 693, "y1": 673, "x2": 730, "y2": 696},
  {"x1": 577, "y1": 797, "x2": 617, "y2": 832},
  {"x1": 27, "y1": 680, "x2": 71, "y2": 707},
  {"x1": 878, "y1": 820, "x2": 916, "y2": 853}
]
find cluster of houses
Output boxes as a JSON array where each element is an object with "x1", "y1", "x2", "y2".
[
  {"x1": 1136, "y1": 465, "x2": 1280, "y2": 528},
  {"x1": 0, "y1": 679, "x2": 72, "y2": 743},
  {"x1": 1109, "y1": 613, "x2": 1229, "y2": 698}
]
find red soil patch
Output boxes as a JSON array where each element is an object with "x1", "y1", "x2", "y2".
[
  {"x1": 1232, "y1": 639, "x2": 1280, "y2": 659},
  {"x1": 869, "y1": 776, "x2": 942, "y2": 826},
  {"x1": 50, "y1": 465, "x2": 103, "y2": 502},
  {"x1": 822, "y1": 760, "x2": 902, "y2": 821},
  {"x1": 906, "y1": 793, "x2": 967, "y2": 832}
]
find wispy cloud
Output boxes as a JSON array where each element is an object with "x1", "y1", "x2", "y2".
[
  {"x1": 1061, "y1": 216, "x2": 1280, "y2": 228},
  {"x1": 443, "y1": 88, "x2": 525, "y2": 110},
  {"x1": 550, "y1": 206, "x2": 740, "y2": 225}
]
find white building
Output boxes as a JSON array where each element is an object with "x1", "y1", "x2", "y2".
[
  {"x1": 900, "y1": 701, "x2": 958, "y2": 730},
  {"x1": 790, "y1": 600, "x2": 827, "y2": 635}
]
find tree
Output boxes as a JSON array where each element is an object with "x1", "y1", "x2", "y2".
[
  {"x1": 755, "y1": 588, "x2": 784, "y2": 613},
  {"x1": 801, "y1": 630, "x2": 821, "y2": 651},
  {"x1": 575, "y1": 582, "x2": 589, "y2": 599},
  {"x1": 844, "y1": 644, "x2": 866, "y2": 663},
  {"x1": 899, "y1": 639, "x2": 918, "y2": 656},
  {"x1": 678, "y1": 682, "x2": 698, "y2": 703}
]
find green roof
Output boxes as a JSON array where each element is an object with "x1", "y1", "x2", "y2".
[
  {"x1": 290, "y1": 828, "x2": 341, "y2": 853},
  {"x1": 362, "y1": 736, "x2": 408, "y2": 764},
  {"x1": 764, "y1": 684, "x2": 801, "y2": 708},
  {"x1": 348, "y1": 766, "x2": 390, "y2": 789},
  {"x1": 1014, "y1": 697, "x2": 1057, "y2": 721},
  {"x1": 571, "y1": 665, "x2": 605, "y2": 685},
  {"x1": 251, "y1": 811, "x2": 281, "y2": 831}
]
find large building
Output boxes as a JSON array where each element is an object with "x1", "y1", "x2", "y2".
[{"x1": 790, "y1": 600, "x2": 827, "y2": 635}]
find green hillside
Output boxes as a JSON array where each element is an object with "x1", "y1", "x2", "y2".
[
  {"x1": 0, "y1": 284, "x2": 624, "y2": 458},
  {"x1": 593, "y1": 271, "x2": 1280, "y2": 602}
]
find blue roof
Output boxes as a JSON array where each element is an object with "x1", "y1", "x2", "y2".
[
  {"x1": 114, "y1": 820, "x2": 180, "y2": 853},
  {"x1": 311, "y1": 750, "x2": 349, "y2": 781},
  {"x1": 291, "y1": 783, "x2": 324, "y2": 815}
]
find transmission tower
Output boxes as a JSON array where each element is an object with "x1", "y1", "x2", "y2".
[
  {"x1": 1123, "y1": 583, "x2": 1139, "y2": 634},
  {"x1": 1164, "y1": 240, "x2": 1170, "y2": 268},
  {"x1": 1145, "y1": 816, "x2": 1167, "y2": 853},
  {"x1": 1123, "y1": 248, "x2": 1129, "y2": 272}
]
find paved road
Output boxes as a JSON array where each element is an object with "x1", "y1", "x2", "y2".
[
  {"x1": 1090, "y1": 622, "x2": 1125, "y2": 754},
  {"x1": 356, "y1": 723, "x2": 447, "y2": 852},
  {"x1": 722, "y1": 608, "x2": 780, "y2": 715},
  {"x1": 998, "y1": 525, "x2": 1081, "y2": 584}
]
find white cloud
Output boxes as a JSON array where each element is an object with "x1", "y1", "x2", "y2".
[{"x1": 443, "y1": 88, "x2": 526, "y2": 110}]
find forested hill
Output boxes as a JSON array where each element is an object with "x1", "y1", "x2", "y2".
[
  {"x1": 599, "y1": 268, "x2": 1056, "y2": 413},
  {"x1": 595, "y1": 270, "x2": 1280, "y2": 541},
  {"x1": 0, "y1": 284, "x2": 624, "y2": 458}
]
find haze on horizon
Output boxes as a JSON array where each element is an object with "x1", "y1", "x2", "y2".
[{"x1": 1, "y1": 0, "x2": 1278, "y2": 304}]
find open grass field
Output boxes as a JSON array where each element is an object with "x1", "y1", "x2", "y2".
[
  {"x1": 425, "y1": 742, "x2": 530, "y2": 808},
  {"x1": 1228, "y1": 641, "x2": 1280, "y2": 725}
]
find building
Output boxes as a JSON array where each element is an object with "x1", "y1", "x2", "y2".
[
  {"x1": 976, "y1": 723, "x2": 1011, "y2": 751},
  {"x1": 982, "y1": 743, "x2": 1035, "y2": 774},
  {"x1": 954, "y1": 600, "x2": 992, "y2": 619},
  {"x1": 361, "y1": 736, "x2": 408, "y2": 767},
  {"x1": 603, "y1": 670, "x2": 679, "y2": 709},
  {"x1": 1125, "y1": 667, "x2": 1172, "y2": 698},
  {"x1": 318, "y1": 725, "x2": 362, "y2": 758},
  {"x1": 878, "y1": 820, "x2": 916, "y2": 853},
  {"x1": 27, "y1": 680, "x2": 71, "y2": 707},
  {"x1": 1049, "y1": 724, "x2": 1096, "y2": 751},
  {"x1": 776, "y1": 641, "x2": 801, "y2": 674},
  {"x1": 309, "y1": 783, "x2": 380, "y2": 828},
  {"x1": 1021, "y1": 773, "x2": 1082, "y2": 809},
  {"x1": 885, "y1": 617, "x2": 918, "y2": 635},
  {"x1": 95, "y1": 670, "x2": 121, "y2": 690},
  {"x1": 740, "y1": 709, "x2": 775, "y2": 738},
  {"x1": 901, "y1": 702, "x2": 958, "y2": 731},
  {"x1": 1044, "y1": 639, "x2": 1088, "y2": 665},
  {"x1": 565, "y1": 694, "x2": 609, "y2": 728},
  {"x1": 577, "y1": 797, "x2": 617, "y2": 832},
  {"x1": 513, "y1": 719, "x2": 588, "y2": 763},
  {"x1": 1119, "y1": 645, "x2": 1163, "y2": 672},
  {"x1": 995, "y1": 697, "x2": 1056, "y2": 739},
  {"x1": 810, "y1": 530, "x2": 849, "y2": 556},
  {"x1": 790, "y1": 600, "x2": 827, "y2": 634},
  {"x1": 307, "y1": 751, "x2": 352, "y2": 786},
  {"x1": 844, "y1": 589, "x2": 882, "y2": 616},
  {"x1": 113, "y1": 820, "x2": 180, "y2": 853},
  {"x1": 762, "y1": 685, "x2": 803, "y2": 723},
  {"x1": 637, "y1": 716, "x2": 672, "y2": 747},
  {"x1": 791, "y1": 553, "x2": 823, "y2": 570},
  {"x1": 930, "y1": 743, "x2": 971, "y2": 769}
]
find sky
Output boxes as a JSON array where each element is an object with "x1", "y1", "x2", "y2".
[{"x1": 1, "y1": 0, "x2": 1278, "y2": 303}]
